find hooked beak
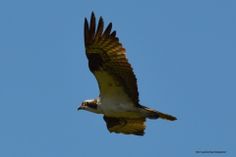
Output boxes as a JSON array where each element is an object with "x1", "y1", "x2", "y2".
[
  {"x1": 77, "y1": 106, "x2": 82, "y2": 110},
  {"x1": 77, "y1": 103, "x2": 85, "y2": 111}
]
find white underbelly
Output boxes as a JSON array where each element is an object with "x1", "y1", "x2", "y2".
[
  {"x1": 94, "y1": 71, "x2": 142, "y2": 118},
  {"x1": 99, "y1": 99, "x2": 142, "y2": 118}
]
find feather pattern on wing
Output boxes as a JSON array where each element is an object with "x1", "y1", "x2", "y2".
[
  {"x1": 103, "y1": 116, "x2": 146, "y2": 136},
  {"x1": 84, "y1": 12, "x2": 139, "y2": 105}
]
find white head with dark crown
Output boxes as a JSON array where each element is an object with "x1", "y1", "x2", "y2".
[{"x1": 78, "y1": 99, "x2": 102, "y2": 114}]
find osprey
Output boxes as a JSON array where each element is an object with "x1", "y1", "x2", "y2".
[{"x1": 78, "y1": 12, "x2": 177, "y2": 136}]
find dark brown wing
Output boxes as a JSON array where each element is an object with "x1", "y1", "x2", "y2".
[
  {"x1": 103, "y1": 116, "x2": 146, "y2": 136},
  {"x1": 84, "y1": 12, "x2": 139, "y2": 105}
]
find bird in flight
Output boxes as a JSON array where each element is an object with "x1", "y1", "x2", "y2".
[{"x1": 78, "y1": 12, "x2": 177, "y2": 136}]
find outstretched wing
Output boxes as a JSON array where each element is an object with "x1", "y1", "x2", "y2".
[
  {"x1": 103, "y1": 116, "x2": 146, "y2": 136},
  {"x1": 84, "y1": 12, "x2": 139, "y2": 104}
]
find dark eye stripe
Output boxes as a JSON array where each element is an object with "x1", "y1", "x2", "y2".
[{"x1": 87, "y1": 102, "x2": 97, "y2": 109}]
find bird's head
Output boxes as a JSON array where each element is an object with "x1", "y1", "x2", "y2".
[{"x1": 77, "y1": 99, "x2": 101, "y2": 113}]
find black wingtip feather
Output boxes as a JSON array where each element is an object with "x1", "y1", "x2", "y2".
[
  {"x1": 84, "y1": 18, "x2": 89, "y2": 46},
  {"x1": 103, "y1": 22, "x2": 112, "y2": 36},
  {"x1": 89, "y1": 12, "x2": 96, "y2": 38},
  {"x1": 91, "y1": 11, "x2": 95, "y2": 17},
  {"x1": 94, "y1": 16, "x2": 104, "y2": 40},
  {"x1": 111, "y1": 31, "x2": 116, "y2": 38}
]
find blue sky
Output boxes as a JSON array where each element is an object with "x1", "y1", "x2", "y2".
[{"x1": 0, "y1": 0, "x2": 235, "y2": 156}]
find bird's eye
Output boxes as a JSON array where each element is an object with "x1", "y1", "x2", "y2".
[{"x1": 87, "y1": 102, "x2": 97, "y2": 109}]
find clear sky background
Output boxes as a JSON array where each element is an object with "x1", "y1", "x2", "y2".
[{"x1": 0, "y1": 0, "x2": 235, "y2": 156}]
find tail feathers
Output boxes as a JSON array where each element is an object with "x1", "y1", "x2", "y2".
[
  {"x1": 144, "y1": 108, "x2": 177, "y2": 121},
  {"x1": 156, "y1": 111, "x2": 177, "y2": 121}
]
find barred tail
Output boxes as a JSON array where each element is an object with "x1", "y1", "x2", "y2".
[
  {"x1": 140, "y1": 106, "x2": 177, "y2": 121},
  {"x1": 155, "y1": 111, "x2": 177, "y2": 121}
]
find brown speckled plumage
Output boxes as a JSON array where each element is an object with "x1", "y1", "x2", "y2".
[{"x1": 84, "y1": 12, "x2": 139, "y2": 105}]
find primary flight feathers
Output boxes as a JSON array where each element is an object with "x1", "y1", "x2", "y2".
[{"x1": 84, "y1": 12, "x2": 139, "y2": 104}]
